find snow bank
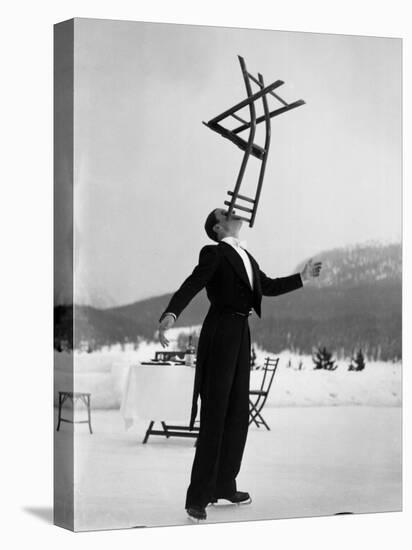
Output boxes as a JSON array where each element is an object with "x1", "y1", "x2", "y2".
[
  {"x1": 251, "y1": 350, "x2": 401, "y2": 408},
  {"x1": 54, "y1": 332, "x2": 401, "y2": 409}
]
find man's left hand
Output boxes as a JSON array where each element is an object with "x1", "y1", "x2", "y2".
[{"x1": 301, "y1": 258, "x2": 322, "y2": 282}]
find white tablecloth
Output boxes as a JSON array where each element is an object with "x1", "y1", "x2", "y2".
[{"x1": 120, "y1": 364, "x2": 196, "y2": 429}]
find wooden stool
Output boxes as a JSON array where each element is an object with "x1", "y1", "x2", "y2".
[{"x1": 56, "y1": 391, "x2": 93, "y2": 434}]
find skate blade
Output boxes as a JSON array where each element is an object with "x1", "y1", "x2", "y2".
[
  {"x1": 211, "y1": 497, "x2": 252, "y2": 506},
  {"x1": 187, "y1": 513, "x2": 206, "y2": 523}
]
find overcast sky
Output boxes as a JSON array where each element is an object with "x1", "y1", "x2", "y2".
[{"x1": 70, "y1": 18, "x2": 401, "y2": 307}]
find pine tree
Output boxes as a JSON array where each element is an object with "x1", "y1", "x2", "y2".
[
  {"x1": 348, "y1": 348, "x2": 356, "y2": 371},
  {"x1": 312, "y1": 346, "x2": 337, "y2": 370},
  {"x1": 348, "y1": 348, "x2": 366, "y2": 371},
  {"x1": 354, "y1": 349, "x2": 366, "y2": 371}
]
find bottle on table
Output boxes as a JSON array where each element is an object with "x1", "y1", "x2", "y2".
[{"x1": 184, "y1": 335, "x2": 196, "y2": 367}]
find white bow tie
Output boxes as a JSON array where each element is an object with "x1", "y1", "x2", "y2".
[
  {"x1": 236, "y1": 239, "x2": 247, "y2": 250},
  {"x1": 225, "y1": 237, "x2": 247, "y2": 250}
]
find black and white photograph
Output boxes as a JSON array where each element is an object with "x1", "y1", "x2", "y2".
[{"x1": 53, "y1": 17, "x2": 401, "y2": 531}]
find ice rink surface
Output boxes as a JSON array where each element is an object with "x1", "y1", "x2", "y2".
[{"x1": 55, "y1": 406, "x2": 401, "y2": 531}]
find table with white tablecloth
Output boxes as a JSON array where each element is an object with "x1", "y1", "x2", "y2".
[{"x1": 120, "y1": 363, "x2": 200, "y2": 442}]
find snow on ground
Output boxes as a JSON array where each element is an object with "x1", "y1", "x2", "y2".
[
  {"x1": 54, "y1": 406, "x2": 402, "y2": 531},
  {"x1": 54, "y1": 328, "x2": 402, "y2": 531},
  {"x1": 253, "y1": 349, "x2": 401, "y2": 408},
  {"x1": 54, "y1": 330, "x2": 401, "y2": 408}
]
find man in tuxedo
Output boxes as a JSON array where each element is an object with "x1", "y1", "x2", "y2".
[{"x1": 158, "y1": 208, "x2": 322, "y2": 522}]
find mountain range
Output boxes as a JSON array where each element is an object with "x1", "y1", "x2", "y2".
[{"x1": 54, "y1": 242, "x2": 401, "y2": 360}]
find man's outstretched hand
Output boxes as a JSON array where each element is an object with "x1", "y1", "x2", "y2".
[
  {"x1": 158, "y1": 314, "x2": 175, "y2": 348},
  {"x1": 301, "y1": 258, "x2": 322, "y2": 282}
]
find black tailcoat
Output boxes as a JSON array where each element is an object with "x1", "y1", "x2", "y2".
[
  {"x1": 160, "y1": 241, "x2": 303, "y2": 429},
  {"x1": 160, "y1": 241, "x2": 303, "y2": 506}
]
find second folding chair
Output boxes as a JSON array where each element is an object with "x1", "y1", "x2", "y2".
[{"x1": 249, "y1": 356, "x2": 280, "y2": 430}]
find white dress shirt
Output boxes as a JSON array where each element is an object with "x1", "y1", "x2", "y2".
[
  {"x1": 220, "y1": 236, "x2": 254, "y2": 290},
  {"x1": 163, "y1": 236, "x2": 254, "y2": 321}
]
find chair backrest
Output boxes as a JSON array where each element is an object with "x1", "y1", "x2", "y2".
[{"x1": 258, "y1": 356, "x2": 280, "y2": 395}]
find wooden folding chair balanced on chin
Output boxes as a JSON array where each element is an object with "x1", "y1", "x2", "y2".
[
  {"x1": 249, "y1": 356, "x2": 280, "y2": 430},
  {"x1": 203, "y1": 55, "x2": 305, "y2": 227}
]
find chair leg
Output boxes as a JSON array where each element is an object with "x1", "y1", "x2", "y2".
[
  {"x1": 161, "y1": 421, "x2": 170, "y2": 438},
  {"x1": 250, "y1": 409, "x2": 270, "y2": 430},
  {"x1": 249, "y1": 413, "x2": 261, "y2": 428},
  {"x1": 257, "y1": 412, "x2": 270, "y2": 430},
  {"x1": 249, "y1": 398, "x2": 272, "y2": 430},
  {"x1": 143, "y1": 421, "x2": 154, "y2": 444},
  {"x1": 87, "y1": 395, "x2": 93, "y2": 434},
  {"x1": 56, "y1": 393, "x2": 62, "y2": 431},
  {"x1": 249, "y1": 414, "x2": 260, "y2": 427},
  {"x1": 249, "y1": 400, "x2": 261, "y2": 427},
  {"x1": 249, "y1": 416, "x2": 260, "y2": 428}
]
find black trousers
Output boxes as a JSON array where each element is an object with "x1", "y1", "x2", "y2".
[{"x1": 185, "y1": 313, "x2": 251, "y2": 508}]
